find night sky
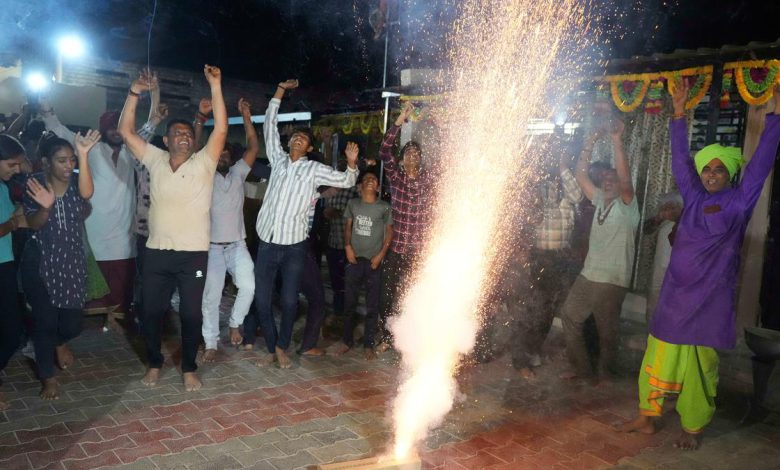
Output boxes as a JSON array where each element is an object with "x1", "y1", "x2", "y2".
[{"x1": 2, "y1": 0, "x2": 779, "y2": 91}]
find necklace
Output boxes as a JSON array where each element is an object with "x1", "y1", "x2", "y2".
[{"x1": 597, "y1": 200, "x2": 616, "y2": 225}]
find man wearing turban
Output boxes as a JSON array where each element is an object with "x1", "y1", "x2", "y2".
[{"x1": 619, "y1": 81, "x2": 780, "y2": 451}]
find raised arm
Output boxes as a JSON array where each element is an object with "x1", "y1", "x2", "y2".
[
  {"x1": 238, "y1": 98, "x2": 259, "y2": 167},
  {"x1": 668, "y1": 79, "x2": 700, "y2": 202},
  {"x1": 574, "y1": 131, "x2": 601, "y2": 201},
  {"x1": 74, "y1": 129, "x2": 100, "y2": 199},
  {"x1": 314, "y1": 141, "x2": 358, "y2": 188},
  {"x1": 194, "y1": 98, "x2": 211, "y2": 151},
  {"x1": 610, "y1": 119, "x2": 634, "y2": 204},
  {"x1": 559, "y1": 152, "x2": 582, "y2": 205},
  {"x1": 203, "y1": 65, "x2": 228, "y2": 163},
  {"x1": 264, "y1": 79, "x2": 297, "y2": 165},
  {"x1": 38, "y1": 99, "x2": 77, "y2": 143},
  {"x1": 118, "y1": 70, "x2": 155, "y2": 160},
  {"x1": 737, "y1": 85, "x2": 780, "y2": 210},
  {"x1": 379, "y1": 102, "x2": 415, "y2": 179}
]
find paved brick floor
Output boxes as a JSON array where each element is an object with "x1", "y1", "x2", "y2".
[{"x1": 1, "y1": 298, "x2": 779, "y2": 469}]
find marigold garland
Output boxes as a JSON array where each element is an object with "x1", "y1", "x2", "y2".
[
  {"x1": 663, "y1": 66, "x2": 713, "y2": 110},
  {"x1": 731, "y1": 60, "x2": 780, "y2": 106},
  {"x1": 610, "y1": 79, "x2": 650, "y2": 112}
]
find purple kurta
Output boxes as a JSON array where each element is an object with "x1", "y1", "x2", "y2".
[{"x1": 650, "y1": 114, "x2": 780, "y2": 349}]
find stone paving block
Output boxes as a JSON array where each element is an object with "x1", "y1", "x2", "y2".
[
  {"x1": 112, "y1": 456, "x2": 159, "y2": 470},
  {"x1": 35, "y1": 409, "x2": 89, "y2": 429},
  {"x1": 115, "y1": 441, "x2": 170, "y2": 464},
  {"x1": 62, "y1": 450, "x2": 122, "y2": 470},
  {"x1": 233, "y1": 444, "x2": 287, "y2": 467},
  {"x1": 273, "y1": 434, "x2": 321, "y2": 456},
  {"x1": 188, "y1": 453, "x2": 243, "y2": 470},
  {"x1": 196, "y1": 437, "x2": 251, "y2": 460},
  {"x1": 267, "y1": 449, "x2": 320, "y2": 470},
  {"x1": 307, "y1": 440, "x2": 366, "y2": 464},
  {"x1": 240, "y1": 429, "x2": 289, "y2": 448},
  {"x1": 152, "y1": 447, "x2": 207, "y2": 469},
  {"x1": 311, "y1": 427, "x2": 360, "y2": 446}
]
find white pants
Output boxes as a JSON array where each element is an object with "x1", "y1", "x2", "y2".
[{"x1": 201, "y1": 240, "x2": 255, "y2": 350}]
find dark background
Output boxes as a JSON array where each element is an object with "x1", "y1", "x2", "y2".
[{"x1": 2, "y1": 0, "x2": 779, "y2": 90}]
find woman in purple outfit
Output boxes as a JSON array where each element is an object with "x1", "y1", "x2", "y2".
[{"x1": 618, "y1": 80, "x2": 780, "y2": 450}]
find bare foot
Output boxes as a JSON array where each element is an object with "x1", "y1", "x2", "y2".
[
  {"x1": 276, "y1": 349, "x2": 292, "y2": 369},
  {"x1": 202, "y1": 349, "x2": 217, "y2": 363},
  {"x1": 559, "y1": 370, "x2": 578, "y2": 380},
  {"x1": 55, "y1": 345, "x2": 74, "y2": 370},
  {"x1": 674, "y1": 430, "x2": 702, "y2": 450},
  {"x1": 364, "y1": 348, "x2": 377, "y2": 361},
  {"x1": 239, "y1": 343, "x2": 254, "y2": 351},
  {"x1": 301, "y1": 347, "x2": 325, "y2": 357},
  {"x1": 375, "y1": 342, "x2": 391, "y2": 354},
  {"x1": 40, "y1": 378, "x2": 59, "y2": 400},
  {"x1": 517, "y1": 367, "x2": 536, "y2": 380},
  {"x1": 0, "y1": 391, "x2": 10, "y2": 411},
  {"x1": 615, "y1": 415, "x2": 657, "y2": 434},
  {"x1": 142, "y1": 368, "x2": 161, "y2": 387},
  {"x1": 183, "y1": 372, "x2": 202, "y2": 392},
  {"x1": 328, "y1": 342, "x2": 351, "y2": 356},
  {"x1": 229, "y1": 327, "x2": 243, "y2": 346},
  {"x1": 254, "y1": 353, "x2": 275, "y2": 367}
]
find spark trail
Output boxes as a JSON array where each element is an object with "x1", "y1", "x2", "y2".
[{"x1": 390, "y1": 0, "x2": 588, "y2": 459}]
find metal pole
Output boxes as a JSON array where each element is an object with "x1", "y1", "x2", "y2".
[{"x1": 380, "y1": 2, "x2": 393, "y2": 193}]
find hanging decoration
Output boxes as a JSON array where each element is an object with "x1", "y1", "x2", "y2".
[
  {"x1": 728, "y1": 60, "x2": 780, "y2": 106},
  {"x1": 605, "y1": 75, "x2": 650, "y2": 112},
  {"x1": 663, "y1": 66, "x2": 713, "y2": 110},
  {"x1": 644, "y1": 78, "x2": 666, "y2": 115},
  {"x1": 720, "y1": 69, "x2": 733, "y2": 109},
  {"x1": 314, "y1": 112, "x2": 386, "y2": 136}
]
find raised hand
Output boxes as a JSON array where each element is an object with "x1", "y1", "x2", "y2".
[
  {"x1": 75, "y1": 129, "x2": 101, "y2": 157},
  {"x1": 395, "y1": 101, "x2": 414, "y2": 126},
  {"x1": 131, "y1": 68, "x2": 155, "y2": 94},
  {"x1": 609, "y1": 118, "x2": 625, "y2": 139},
  {"x1": 152, "y1": 103, "x2": 169, "y2": 123},
  {"x1": 26, "y1": 178, "x2": 55, "y2": 210},
  {"x1": 148, "y1": 71, "x2": 160, "y2": 92},
  {"x1": 278, "y1": 79, "x2": 299, "y2": 91},
  {"x1": 204, "y1": 65, "x2": 222, "y2": 86},
  {"x1": 238, "y1": 98, "x2": 251, "y2": 117},
  {"x1": 345, "y1": 142, "x2": 359, "y2": 168},
  {"x1": 671, "y1": 77, "x2": 689, "y2": 116},
  {"x1": 199, "y1": 98, "x2": 213, "y2": 116}
]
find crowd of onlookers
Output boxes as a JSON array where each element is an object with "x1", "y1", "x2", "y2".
[{"x1": 3, "y1": 67, "x2": 778, "y2": 454}]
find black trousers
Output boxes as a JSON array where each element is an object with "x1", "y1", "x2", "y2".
[
  {"x1": 0, "y1": 261, "x2": 22, "y2": 373},
  {"x1": 141, "y1": 249, "x2": 207, "y2": 373},
  {"x1": 342, "y1": 258, "x2": 382, "y2": 348},
  {"x1": 20, "y1": 244, "x2": 82, "y2": 380},
  {"x1": 378, "y1": 250, "x2": 416, "y2": 343}
]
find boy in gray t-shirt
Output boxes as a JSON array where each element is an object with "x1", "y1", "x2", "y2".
[{"x1": 328, "y1": 171, "x2": 393, "y2": 360}]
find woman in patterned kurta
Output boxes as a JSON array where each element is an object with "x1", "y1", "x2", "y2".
[
  {"x1": 619, "y1": 82, "x2": 780, "y2": 450},
  {"x1": 21, "y1": 131, "x2": 99, "y2": 400}
]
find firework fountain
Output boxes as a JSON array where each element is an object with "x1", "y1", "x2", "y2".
[
  {"x1": 321, "y1": 1, "x2": 591, "y2": 468},
  {"x1": 390, "y1": 0, "x2": 588, "y2": 460}
]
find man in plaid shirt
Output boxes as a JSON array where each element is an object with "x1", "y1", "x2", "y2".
[
  {"x1": 377, "y1": 102, "x2": 433, "y2": 351},
  {"x1": 517, "y1": 138, "x2": 583, "y2": 379},
  {"x1": 323, "y1": 183, "x2": 359, "y2": 316}
]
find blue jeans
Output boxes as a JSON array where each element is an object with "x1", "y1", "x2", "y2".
[{"x1": 253, "y1": 240, "x2": 308, "y2": 353}]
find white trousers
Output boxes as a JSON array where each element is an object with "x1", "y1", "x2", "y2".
[{"x1": 201, "y1": 240, "x2": 255, "y2": 349}]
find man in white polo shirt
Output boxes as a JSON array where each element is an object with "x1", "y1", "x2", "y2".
[
  {"x1": 254, "y1": 79, "x2": 358, "y2": 369},
  {"x1": 200, "y1": 98, "x2": 258, "y2": 362},
  {"x1": 118, "y1": 66, "x2": 228, "y2": 392}
]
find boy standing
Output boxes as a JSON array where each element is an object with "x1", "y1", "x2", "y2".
[{"x1": 330, "y1": 169, "x2": 393, "y2": 360}]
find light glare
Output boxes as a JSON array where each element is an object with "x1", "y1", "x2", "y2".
[{"x1": 58, "y1": 35, "x2": 86, "y2": 58}]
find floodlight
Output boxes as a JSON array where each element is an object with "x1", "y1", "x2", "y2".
[
  {"x1": 57, "y1": 35, "x2": 86, "y2": 59},
  {"x1": 26, "y1": 72, "x2": 50, "y2": 92}
]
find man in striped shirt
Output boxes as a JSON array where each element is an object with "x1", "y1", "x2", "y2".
[
  {"x1": 377, "y1": 102, "x2": 433, "y2": 351},
  {"x1": 254, "y1": 79, "x2": 358, "y2": 369}
]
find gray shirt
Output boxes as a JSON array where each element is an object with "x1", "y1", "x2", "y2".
[{"x1": 345, "y1": 198, "x2": 393, "y2": 259}]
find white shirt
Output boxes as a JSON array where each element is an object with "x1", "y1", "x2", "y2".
[
  {"x1": 44, "y1": 114, "x2": 136, "y2": 261},
  {"x1": 255, "y1": 98, "x2": 357, "y2": 245},
  {"x1": 211, "y1": 159, "x2": 251, "y2": 243}
]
